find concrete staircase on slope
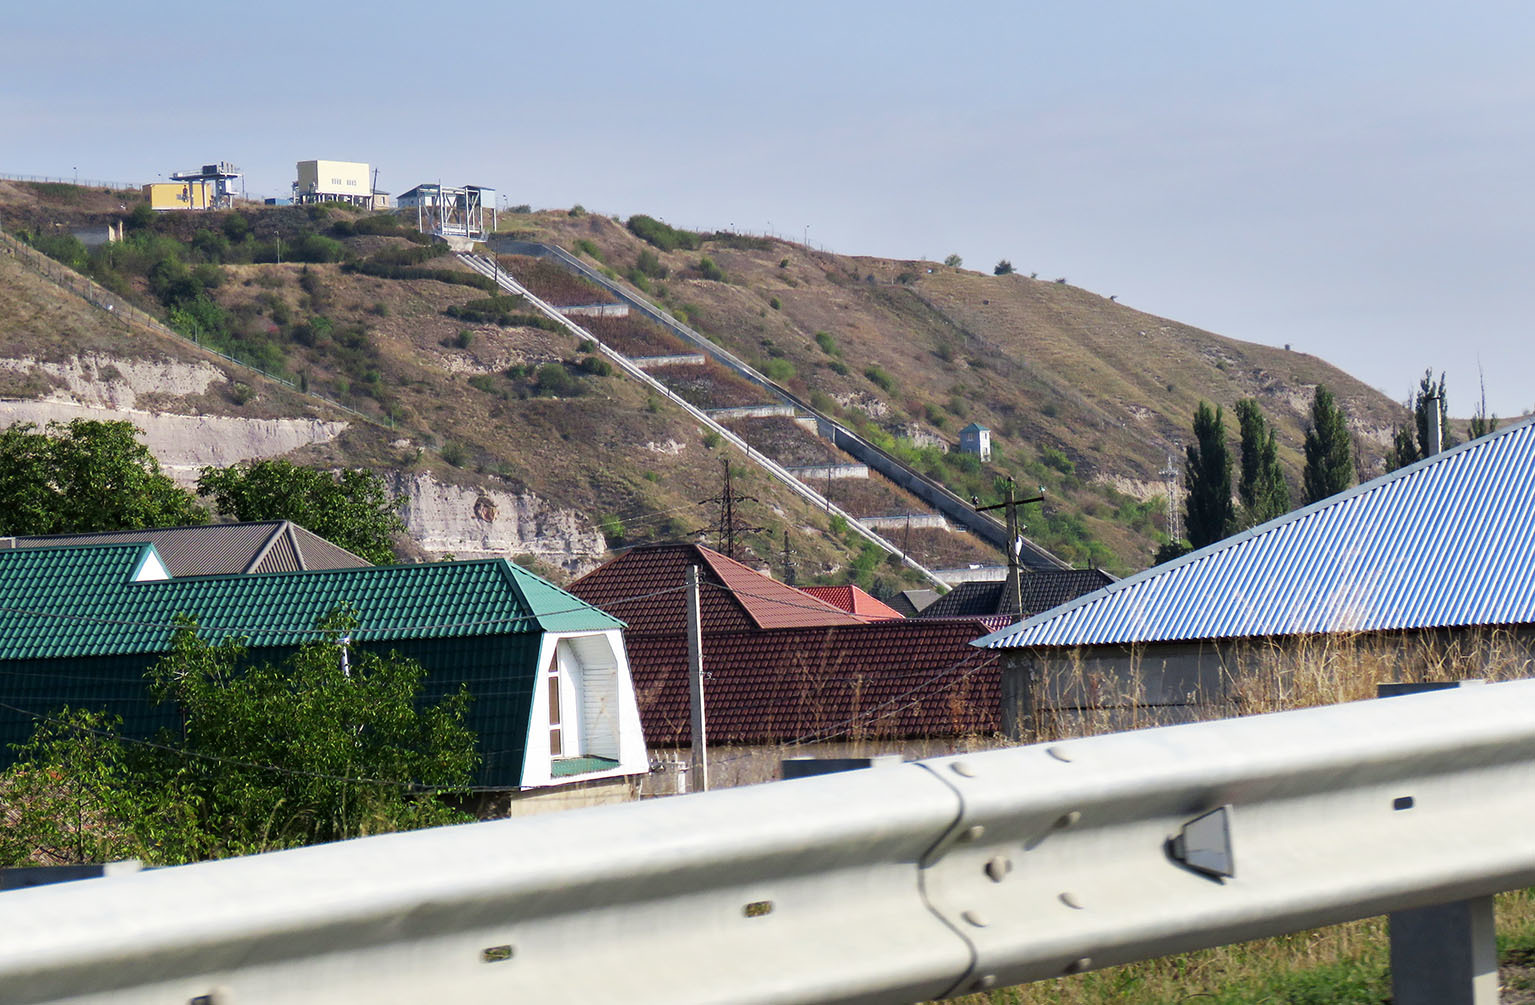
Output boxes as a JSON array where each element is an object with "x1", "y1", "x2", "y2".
[
  {"x1": 483, "y1": 239, "x2": 1069, "y2": 575},
  {"x1": 456, "y1": 252, "x2": 956, "y2": 587}
]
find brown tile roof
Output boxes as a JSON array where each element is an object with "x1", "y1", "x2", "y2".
[
  {"x1": 570, "y1": 544, "x2": 1001, "y2": 745},
  {"x1": 800, "y1": 585, "x2": 904, "y2": 621},
  {"x1": 0, "y1": 522, "x2": 370, "y2": 577},
  {"x1": 626, "y1": 618, "x2": 1001, "y2": 746},
  {"x1": 570, "y1": 543, "x2": 860, "y2": 634},
  {"x1": 917, "y1": 569, "x2": 1116, "y2": 620}
]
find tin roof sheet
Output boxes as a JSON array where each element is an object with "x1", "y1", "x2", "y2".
[{"x1": 975, "y1": 416, "x2": 1535, "y2": 650}]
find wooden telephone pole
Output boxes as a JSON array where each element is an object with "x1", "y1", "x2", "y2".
[{"x1": 974, "y1": 478, "x2": 1044, "y2": 618}]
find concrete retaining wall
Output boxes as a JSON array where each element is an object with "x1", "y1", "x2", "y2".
[
  {"x1": 787, "y1": 463, "x2": 870, "y2": 481},
  {"x1": 707, "y1": 404, "x2": 798, "y2": 420},
  {"x1": 561, "y1": 303, "x2": 629, "y2": 318},
  {"x1": 631, "y1": 354, "x2": 707, "y2": 369},
  {"x1": 860, "y1": 513, "x2": 951, "y2": 531}
]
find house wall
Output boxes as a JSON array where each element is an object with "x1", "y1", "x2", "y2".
[
  {"x1": 641, "y1": 736, "x2": 1017, "y2": 793},
  {"x1": 295, "y1": 160, "x2": 371, "y2": 202},
  {"x1": 518, "y1": 628, "x2": 648, "y2": 789},
  {"x1": 1000, "y1": 626, "x2": 1535, "y2": 741},
  {"x1": 144, "y1": 182, "x2": 213, "y2": 211},
  {"x1": 0, "y1": 632, "x2": 545, "y2": 790}
]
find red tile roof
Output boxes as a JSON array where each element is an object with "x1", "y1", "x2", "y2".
[
  {"x1": 570, "y1": 543, "x2": 860, "y2": 633},
  {"x1": 800, "y1": 585, "x2": 904, "y2": 621},
  {"x1": 625, "y1": 619, "x2": 1001, "y2": 745},
  {"x1": 570, "y1": 545, "x2": 1000, "y2": 745}
]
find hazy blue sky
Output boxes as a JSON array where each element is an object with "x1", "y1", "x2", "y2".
[{"x1": 9, "y1": 1, "x2": 1534, "y2": 417}]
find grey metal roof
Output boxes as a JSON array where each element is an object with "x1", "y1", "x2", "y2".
[
  {"x1": 0, "y1": 522, "x2": 370, "y2": 577},
  {"x1": 974, "y1": 415, "x2": 1535, "y2": 650}
]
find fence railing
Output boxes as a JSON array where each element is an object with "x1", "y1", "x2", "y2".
[
  {"x1": 491, "y1": 239, "x2": 1067, "y2": 570},
  {"x1": 6, "y1": 679, "x2": 1533, "y2": 1003},
  {"x1": 457, "y1": 253, "x2": 947, "y2": 587},
  {"x1": 0, "y1": 171, "x2": 141, "y2": 192}
]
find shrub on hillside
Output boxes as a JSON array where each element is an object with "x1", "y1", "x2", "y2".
[
  {"x1": 864, "y1": 365, "x2": 896, "y2": 393},
  {"x1": 627, "y1": 215, "x2": 701, "y2": 252}
]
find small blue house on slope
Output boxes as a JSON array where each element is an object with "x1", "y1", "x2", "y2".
[{"x1": 0, "y1": 543, "x2": 648, "y2": 804}]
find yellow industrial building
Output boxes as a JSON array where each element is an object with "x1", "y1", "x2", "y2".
[{"x1": 142, "y1": 182, "x2": 216, "y2": 211}]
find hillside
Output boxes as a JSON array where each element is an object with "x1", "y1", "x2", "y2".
[
  {"x1": 0, "y1": 181, "x2": 1405, "y2": 584},
  {"x1": 510, "y1": 210, "x2": 1405, "y2": 568}
]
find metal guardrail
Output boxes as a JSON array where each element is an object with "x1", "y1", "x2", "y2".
[
  {"x1": 456, "y1": 254, "x2": 946, "y2": 587},
  {"x1": 7, "y1": 679, "x2": 1535, "y2": 1003},
  {"x1": 491, "y1": 240, "x2": 1067, "y2": 571}
]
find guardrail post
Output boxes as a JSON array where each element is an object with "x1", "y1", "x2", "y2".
[
  {"x1": 1389, "y1": 897, "x2": 1500, "y2": 1005},
  {"x1": 1379, "y1": 680, "x2": 1499, "y2": 1004}
]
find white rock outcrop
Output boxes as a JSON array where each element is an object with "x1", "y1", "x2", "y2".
[{"x1": 394, "y1": 472, "x2": 606, "y2": 573}]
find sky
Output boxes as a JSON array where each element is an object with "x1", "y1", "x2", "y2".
[{"x1": 8, "y1": 1, "x2": 1534, "y2": 418}]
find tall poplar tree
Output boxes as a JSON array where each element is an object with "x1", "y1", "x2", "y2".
[
  {"x1": 1302, "y1": 385, "x2": 1354, "y2": 505},
  {"x1": 1235, "y1": 398, "x2": 1289, "y2": 528},
  {"x1": 1184, "y1": 401, "x2": 1234, "y2": 549}
]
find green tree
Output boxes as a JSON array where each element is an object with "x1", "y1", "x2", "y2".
[
  {"x1": 1467, "y1": 370, "x2": 1498, "y2": 441},
  {"x1": 1234, "y1": 398, "x2": 1290, "y2": 528},
  {"x1": 993, "y1": 259, "x2": 1014, "y2": 276},
  {"x1": 1386, "y1": 423, "x2": 1420, "y2": 472},
  {"x1": 0, "y1": 613, "x2": 477, "y2": 866},
  {"x1": 1184, "y1": 401, "x2": 1234, "y2": 549},
  {"x1": 0, "y1": 709, "x2": 149, "y2": 866},
  {"x1": 0, "y1": 420, "x2": 205, "y2": 535},
  {"x1": 943, "y1": 253, "x2": 963, "y2": 268},
  {"x1": 196, "y1": 460, "x2": 404, "y2": 565},
  {"x1": 1302, "y1": 385, "x2": 1355, "y2": 504}
]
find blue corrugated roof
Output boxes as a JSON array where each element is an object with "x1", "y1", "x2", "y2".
[{"x1": 975, "y1": 415, "x2": 1535, "y2": 649}]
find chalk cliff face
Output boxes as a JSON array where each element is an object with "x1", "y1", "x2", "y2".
[
  {"x1": 0, "y1": 352, "x2": 606, "y2": 573},
  {"x1": 392, "y1": 472, "x2": 607, "y2": 573}
]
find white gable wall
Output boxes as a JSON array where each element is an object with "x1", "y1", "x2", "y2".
[{"x1": 519, "y1": 628, "x2": 647, "y2": 789}]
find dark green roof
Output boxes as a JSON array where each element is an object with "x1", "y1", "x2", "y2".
[
  {"x1": 0, "y1": 543, "x2": 620, "y2": 660},
  {"x1": 0, "y1": 544, "x2": 623, "y2": 789}
]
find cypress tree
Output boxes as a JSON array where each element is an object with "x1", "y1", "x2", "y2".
[
  {"x1": 1235, "y1": 398, "x2": 1289, "y2": 528},
  {"x1": 1184, "y1": 401, "x2": 1234, "y2": 549},
  {"x1": 1302, "y1": 385, "x2": 1354, "y2": 504}
]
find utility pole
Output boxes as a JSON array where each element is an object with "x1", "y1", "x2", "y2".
[
  {"x1": 696, "y1": 457, "x2": 762, "y2": 559},
  {"x1": 975, "y1": 478, "x2": 1044, "y2": 618},
  {"x1": 1160, "y1": 447, "x2": 1182, "y2": 543},
  {"x1": 686, "y1": 564, "x2": 708, "y2": 792}
]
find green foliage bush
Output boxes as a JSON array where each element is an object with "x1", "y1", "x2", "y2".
[
  {"x1": 0, "y1": 617, "x2": 476, "y2": 865},
  {"x1": 573, "y1": 238, "x2": 602, "y2": 260},
  {"x1": 696, "y1": 257, "x2": 725, "y2": 282},
  {"x1": 0, "y1": 420, "x2": 206, "y2": 535},
  {"x1": 761, "y1": 358, "x2": 795, "y2": 382},
  {"x1": 864, "y1": 365, "x2": 896, "y2": 393},
  {"x1": 534, "y1": 362, "x2": 581, "y2": 397},
  {"x1": 627, "y1": 214, "x2": 701, "y2": 252},
  {"x1": 1042, "y1": 446, "x2": 1076, "y2": 476},
  {"x1": 196, "y1": 460, "x2": 404, "y2": 564},
  {"x1": 579, "y1": 355, "x2": 613, "y2": 377},
  {"x1": 443, "y1": 297, "x2": 560, "y2": 330},
  {"x1": 814, "y1": 331, "x2": 840, "y2": 356}
]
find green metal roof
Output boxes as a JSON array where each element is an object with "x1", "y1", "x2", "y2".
[
  {"x1": 0, "y1": 543, "x2": 620, "y2": 660},
  {"x1": 0, "y1": 544, "x2": 623, "y2": 789}
]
